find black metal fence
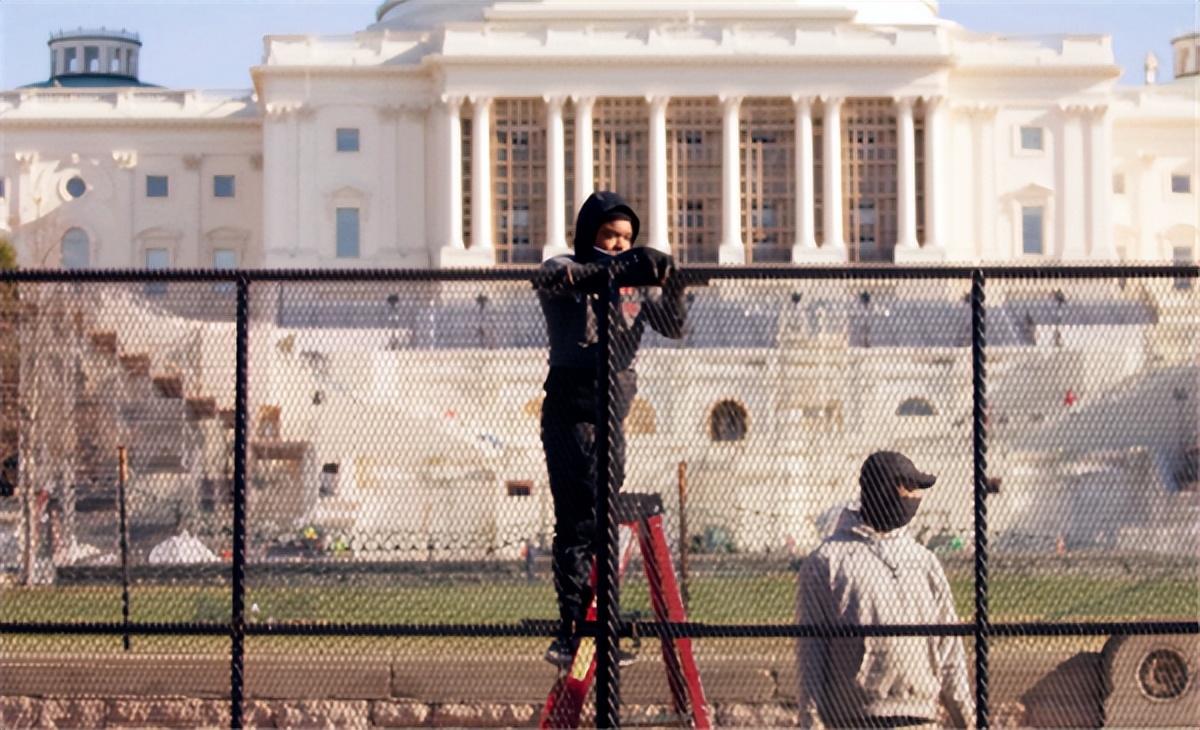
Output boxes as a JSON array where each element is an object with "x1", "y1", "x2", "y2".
[{"x1": 1, "y1": 265, "x2": 1198, "y2": 729}]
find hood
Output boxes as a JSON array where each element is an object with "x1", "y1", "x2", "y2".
[{"x1": 573, "y1": 191, "x2": 641, "y2": 262}]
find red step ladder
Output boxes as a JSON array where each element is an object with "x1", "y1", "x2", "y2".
[{"x1": 540, "y1": 494, "x2": 710, "y2": 729}]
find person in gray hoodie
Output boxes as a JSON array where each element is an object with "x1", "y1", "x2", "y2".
[
  {"x1": 796, "y1": 451, "x2": 974, "y2": 729},
  {"x1": 534, "y1": 191, "x2": 687, "y2": 667}
]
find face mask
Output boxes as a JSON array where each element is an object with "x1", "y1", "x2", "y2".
[
  {"x1": 594, "y1": 247, "x2": 618, "y2": 257},
  {"x1": 861, "y1": 489, "x2": 922, "y2": 533}
]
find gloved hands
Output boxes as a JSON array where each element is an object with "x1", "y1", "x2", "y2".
[{"x1": 560, "y1": 247, "x2": 678, "y2": 293}]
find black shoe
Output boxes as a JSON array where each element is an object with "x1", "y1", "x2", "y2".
[{"x1": 544, "y1": 636, "x2": 577, "y2": 667}]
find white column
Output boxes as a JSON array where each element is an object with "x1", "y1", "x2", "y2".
[
  {"x1": 895, "y1": 96, "x2": 919, "y2": 251},
  {"x1": 792, "y1": 96, "x2": 817, "y2": 254},
  {"x1": 545, "y1": 95, "x2": 568, "y2": 254},
  {"x1": 1087, "y1": 105, "x2": 1116, "y2": 260},
  {"x1": 719, "y1": 95, "x2": 745, "y2": 265},
  {"x1": 647, "y1": 95, "x2": 670, "y2": 253},
  {"x1": 471, "y1": 96, "x2": 493, "y2": 252},
  {"x1": 1059, "y1": 107, "x2": 1086, "y2": 260},
  {"x1": 822, "y1": 97, "x2": 846, "y2": 252},
  {"x1": 444, "y1": 95, "x2": 465, "y2": 251},
  {"x1": 923, "y1": 96, "x2": 946, "y2": 250},
  {"x1": 573, "y1": 96, "x2": 595, "y2": 215},
  {"x1": 975, "y1": 107, "x2": 997, "y2": 260}
]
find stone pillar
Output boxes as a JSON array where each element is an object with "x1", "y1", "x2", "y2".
[
  {"x1": 647, "y1": 95, "x2": 671, "y2": 253},
  {"x1": 471, "y1": 96, "x2": 493, "y2": 253},
  {"x1": 1059, "y1": 106, "x2": 1086, "y2": 260},
  {"x1": 435, "y1": 95, "x2": 489, "y2": 267},
  {"x1": 573, "y1": 96, "x2": 595, "y2": 214},
  {"x1": 973, "y1": 106, "x2": 997, "y2": 261},
  {"x1": 923, "y1": 96, "x2": 946, "y2": 251},
  {"x1": 792, "y1": 95, "x2": 817, "y2": 256},
  {"x1": 821, "y1": 97, "x2": 846, "y2": 254},
  {"x1": 1087, "y1": 105, "x2": 1116, "y2": 260},
  {"x1": 895, "y1": 96, "x2": 919, "y2": 251},
  {"x1": 719, "y1": 95, "x2": 745, "y2": 265},
  {"x1": 544, "y1": 95, "x2": 568, "y2": 257}
]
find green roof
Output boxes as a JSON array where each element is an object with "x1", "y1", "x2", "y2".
[{"x1": 21, "y1": 73, "x2": 159, "y2": 89}]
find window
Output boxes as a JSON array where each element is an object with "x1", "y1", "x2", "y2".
[
  {"x1": 319, "y1": 464, "x2": 340, "y2": 498},
  {"x1": 336, "y1": 128, "x2": 360, "y2": 153},
  {"x1": 1174, "y1": 245, "x2": 1193, "y2": 291},
  {"x1": 336, "y1": 207, "x2": 360, "y2": 258},
  {"x1": 897, "y1": 397, "x2": 937, "y2": 417},
  {"x1": 1020, "y1": 126, "x2": 1044, "y2": 151},
  {"x1": 65, "y1": 176, "x2": 87, "y2": 199},
  {"x1": 709, "y1": 400, "x2": 749, "y2": 442},
  {"x1": 84, "y1": 47, "x2": 99, "y2": 72},
  {"x1": 1022, "y1": 206, "x2": 1045, "y2": 256},
  {"x1": 213, "y1": 249, "x2": 237, "y2": 269},
  {"x1": 0, "y1": 178, "x2": 5, "y2": 198},
  {"x1": 1113, "y1": 173, "x2": 1125, "y2": 195},
  {"x1": 1172, "y1": 174, "x2": 1192, "y2": 194},
  {"x1": 146, "y1": 175, "x2": 169, "y2": 198},
  {"x1": 145, "y1": 248, "x2": 170, "y2": 295},
  {"x1": 213, "y1": 175, "x2": 235, "y2": 198},
  {"x1": 61, "y1": 228, "x2": 90, "y2": 269},
  {"x1": 64, "y1": 47, "x2": 78, "y2": 73}
]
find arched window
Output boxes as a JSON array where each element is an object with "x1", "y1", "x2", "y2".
[
  {"x1": 61, "y1": 228, "x2": 90, "y2": 269},
  {"x1": 897, "y1": 397, "x2": 937, "y2": 417},
  {"x1": 708, "y1": 400, "x2": 748, "y2": 442},
  {"x1": 625, "y1": 398, "x2": 657, "y2": 435}
]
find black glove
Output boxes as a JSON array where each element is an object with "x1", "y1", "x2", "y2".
[{"x1": 611, "y1": 247, "x2": 676, "y2": 288}]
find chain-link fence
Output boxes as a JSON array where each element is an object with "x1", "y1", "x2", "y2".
[{"x1": 1, "y1": 266, "x2": 1197, "y2": 728}]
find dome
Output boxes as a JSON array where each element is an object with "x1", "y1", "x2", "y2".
[{"x1": 374, "y1": 1, "x2": 940, "y2": 31}]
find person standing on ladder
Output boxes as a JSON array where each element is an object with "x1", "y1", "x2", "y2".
[{"x1": 534, "y1": 191, "x2": 687, "y2": 667}]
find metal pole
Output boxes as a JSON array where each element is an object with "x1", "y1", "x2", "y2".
[
  {"x1": 594, "y1": 272, "x2": 621, "y2": 729},
  {"x1": 116, "y1": 446, "x2": 132, "y2": 652},
  {"x1": 969, "y1": 269, "x2": 990, "y2": 730},
  {"x1": 230, "y1": 274, "x2": 249, "y2": 728},
  {"x1": 676, "y1": 461, "x2": 690, "y2": 611}
]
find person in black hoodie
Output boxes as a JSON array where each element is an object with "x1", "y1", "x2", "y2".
[{"x1": 535, "y1": 191, "x2": 687, "y2": 667}]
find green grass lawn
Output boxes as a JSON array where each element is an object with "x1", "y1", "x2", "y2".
[{"x1": 3, "y1": 571, "x2": 1195, "y2": 625}]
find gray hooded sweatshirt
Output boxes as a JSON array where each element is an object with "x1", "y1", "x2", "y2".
[{"x1": 795, "y1": 508, "x2": 974, "y2": 728}]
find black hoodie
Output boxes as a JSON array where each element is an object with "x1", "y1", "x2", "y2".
[{"x1": 536, "y1": 191, "x2": 686, "y2": 398}]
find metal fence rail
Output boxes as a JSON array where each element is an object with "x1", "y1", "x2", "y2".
[{"x1": 1, "y1": 265, "x2": 1198, "y2": 729}]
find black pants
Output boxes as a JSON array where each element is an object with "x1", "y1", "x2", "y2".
[{"x1": 540, "y1": 369, "x2": 633, "y2": 633}]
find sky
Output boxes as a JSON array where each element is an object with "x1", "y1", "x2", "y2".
[{"x1": 0, "y1": 0, "x2": 1197, "y2": 90}]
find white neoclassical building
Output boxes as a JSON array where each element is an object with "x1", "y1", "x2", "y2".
[{"x1": 0, "y1": 0, "x2": 1197, "y2": 270}]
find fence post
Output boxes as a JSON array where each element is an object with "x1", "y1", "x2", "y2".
[
  {"x1": 969, "y1": 269, "x2": 990, "y2": 729},
  {"x1": 231, "y1": 274, "x2": 249, "y2": 728},
  {"x1": 117, "y1": 446, "x2": 132, "y2": 652},
  {"x1": 594, "y1": 270, "x2": 621, "y2": 729}
]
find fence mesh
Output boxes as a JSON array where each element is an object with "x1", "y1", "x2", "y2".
[{"x1": 1, "y1": 268, "x2": 1197, "y2": 728}]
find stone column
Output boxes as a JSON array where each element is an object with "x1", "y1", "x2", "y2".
[
  {"x1": 792, "y1": 95, "x2": 817, "y2": 255},
  {"x1": 821, "y1": 97, "x2": 846, "y2": 253},
  {"x1": 573, "y1": 96, "x2": 595, "y2": 214},
  {"x1": 378, "y1": 105, "x2": 404, "y2": 260},
  {"x1": 1059, "y1": 106, "x2": 1086, "y2": 260},
  {"x1": 895, "y1": 96, "x2": 919, "y2": 251},
  {"x1": 471, "y1": 96, "x2": 493, "y2": 253},
  {"x1": 647, "y1": 95, "x2": 671, "y2": 253},
  {"x1": 923, "y1": 96, "x2": 946, "y2": 251},
  {"x1": 1086, "y1": 105, "x2": 1116, "y2": 260},
  {"x1": 719, "y1": 95, "x2": 745, "y2": 265},
  {"x1": 435, "y1": 95, "x2": 489, "y2": 267},
  {"x1": 545, "y1": 95, "x2": 568, "y2": 256},
  {"x1": 973, "y1": 106, "x2": 997, "y2": 261}
]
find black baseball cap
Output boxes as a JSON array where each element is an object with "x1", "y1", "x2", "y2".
[{"x1": 860, "y1": 451, "x2": 937, "y2": 493}]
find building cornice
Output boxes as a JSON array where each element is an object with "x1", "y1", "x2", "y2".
[
  {"x1": 951, "y1": 64, "x2": 1122, "y2": 79},
  {"x1": 0, "y1": 117, "x2": 261, "y2": 129}
]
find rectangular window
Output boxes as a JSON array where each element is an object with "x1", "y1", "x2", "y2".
[
  {"x1": 145, "y1": 247, "x2": 170, "y2": 295},
  {"x1": 213, "y1": 175, "x2": 235, "y2": 198},
  {"x1": 336, "y1": 207, "x2": 360, "y2": 258},
  {"x1": 1172, "y1": 174, "x2": 1192, "y2": 194},
  {"x1": 1020, "y1": 126, "x2": 1044, "y2": 151},
  {"x1": 336, "y1": 128, "x2": 360, "y2": 152},
  {"x1": 146, "y1": 175, "x2": 169, "y2": 198},
  {"x1": 1022, "y1": 206, "x2": 1045, "y2": 256},
  {"x1": 213, "y1": 249, "x2": 237, "y2": 269},
  {"x1": 1174, "y1": 245, "x2": 1193, "y2": 290},
  {"x1": 0, "y1": 178, "x2": 6, "y2": 198},
  {"x1": 1112, "y1": 173, "x2": 1125, "y2": 195}
]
